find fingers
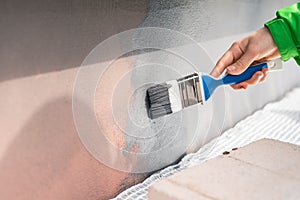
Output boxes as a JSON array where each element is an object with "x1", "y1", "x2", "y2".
[
  {"x1": 260, "y1": 68, "x2": 269, "y2": 82},
  {"x1": 210, "y1": 42, "x2": 245, "y2": 78},
  {"x1": 231, "y1": 72, "x2": 262, "y2": 90},
  {"x1": 231, "y1": 68, "x2": 268, "y2": 90},
  {"x1": 226, "y1": 47, "x2": 258, "y2": 75}
]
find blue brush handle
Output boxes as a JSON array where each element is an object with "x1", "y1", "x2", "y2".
[
  {"x1": 221, "y1": 63, "x2": 268, "y2": 85},
  {"x1": 202, "y1": 62, "x2": 268, "y2": 101}
]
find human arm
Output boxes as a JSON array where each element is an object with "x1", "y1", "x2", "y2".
[{"x1": 210, "y1": 2, "x2": 300, "y2": 90}]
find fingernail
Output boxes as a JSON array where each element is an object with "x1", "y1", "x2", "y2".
[
  {"x1": 211, "y1": 70, "x2": 219, "y2": 77},
  {"x1": 227, "y1": 65, "x2": 236, "y2": 71}
]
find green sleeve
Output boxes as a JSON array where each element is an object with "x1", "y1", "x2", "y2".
[{"x1": 265, "y1": 3, "x2": 300, "y2": 65}]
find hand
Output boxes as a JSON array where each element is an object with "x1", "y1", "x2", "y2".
[{"x1": 210, "y1": 27, "x2": 280, "y2": 89}]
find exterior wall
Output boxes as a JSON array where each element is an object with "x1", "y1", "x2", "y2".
[
  {"x1": 125, "y1": 0, "x2": 300, "y2": 171},
  {"x1": 0, "y1": 1, "x2": 148, "y2": 199},
  {"x1": 0, "y1": 0, "x2": 147, "y2": 81},
  {"x1": 0, "y1": 0, "x2": 299, "y2": 199}
]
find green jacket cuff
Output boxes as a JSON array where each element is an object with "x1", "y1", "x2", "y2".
[{"x1": 265, "y1": 18, "x2": 299, "y2": 62}]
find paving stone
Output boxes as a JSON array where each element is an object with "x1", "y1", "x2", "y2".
[
  {"x1": 229, "y1": 139, "x2": 300, "y2": 180},
  {"x1": 148, "y1": 139, "x2": 300, "y2": 200},
  {"x1": 148, "y1": 180, "x2": 210, "y2": 200}
]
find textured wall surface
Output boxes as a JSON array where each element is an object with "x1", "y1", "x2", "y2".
[
  {"x1": 125, "y1": 0, "x2": 300, "y2": 171},
  {"x1": 0, "y1": 0, "x2": 148, "y2": 199},
  {"x1": 0, "y1": 0, "x2": 299, "y2": 199},
  {"x1": 143, "y1": 0, "x2": 292, "y2": 41},
  {"x1": 0, "y1": 0, "x2": 147, "y2": 81}
]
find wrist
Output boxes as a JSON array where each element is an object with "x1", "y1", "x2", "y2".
[{"x1": 265, "y1": 18, "x2": 298, "y2": 61}]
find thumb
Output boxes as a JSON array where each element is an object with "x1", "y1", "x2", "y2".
[{"x1": 226, "y1": 50, "x2": 256, "y2": 75}]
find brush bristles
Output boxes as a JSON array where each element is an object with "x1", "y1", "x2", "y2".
[{"x1": 146, "y1": 83, "x2": 172, "y2": 119}]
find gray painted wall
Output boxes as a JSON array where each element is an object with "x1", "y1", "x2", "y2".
[{"x1": 125, "y1": 0, "x2": 300, "y2": 171}]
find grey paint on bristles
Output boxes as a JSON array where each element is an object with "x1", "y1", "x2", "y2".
[{"x1": 146, "y1": 83, "x2": 173, "y2": 119}]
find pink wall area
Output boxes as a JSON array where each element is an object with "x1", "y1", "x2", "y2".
[
  {"x1": 0, "y1": 67, "x2": 146, "y2": 199},
  {"x1": 0, "y1": 0, "x2": 148, "y2": 199}
]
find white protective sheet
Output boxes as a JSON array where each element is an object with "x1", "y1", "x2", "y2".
[{"x1": 113, "y1": 86, "x2": 300, "y2": 200}]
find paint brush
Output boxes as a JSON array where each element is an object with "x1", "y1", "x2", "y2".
[{"x1": 146, "y1": 59, "x2": 283, "y2": 119}]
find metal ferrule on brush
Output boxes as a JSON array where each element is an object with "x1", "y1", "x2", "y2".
[{"x1": 177, "y1": 72, "x2": 204, "y2": 109}]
